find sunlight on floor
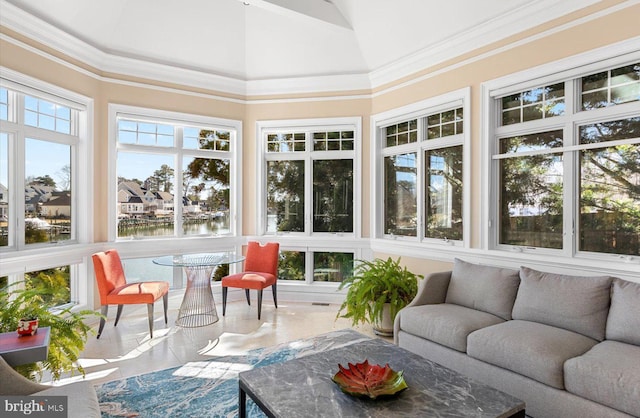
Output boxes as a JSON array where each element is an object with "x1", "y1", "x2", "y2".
[
  {"x1": 57, "y1": 301, "x2": 380, "y2": 386},
  {"x1": 172, "y1": 360, "x2": 253, "y2": 379}
]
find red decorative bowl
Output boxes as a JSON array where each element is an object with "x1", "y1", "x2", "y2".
[{"x1": 331, "y1": 360, "x2": 408, "y2": 399}]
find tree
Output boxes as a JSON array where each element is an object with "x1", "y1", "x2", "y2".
[
  {"x1": 190, "y1": 182, "x2": 206, "y2": 200},
  {"x1": 186, "y1": 157, "x2": 230, "y2": 210},
  {"x1": 28, "y1": 175, "x2": 56, "y2": 188},
  {"x1": 146, "y1": 164, "x2": 174, "y2": 192},
  {"x1": 182, "y1": 131, "x2": 232, "y2": 212},
  {"x1": 499, "y1": 118, "x2": 639, "y2": 254},
  {"x1": 425, "y1": 146, "x2": 463, "y2": 240},
  {"x1": 578, "y1": 118, "x2": 640, "y2": 254},
  {"x1": 117, "y1": 176, "x2": 143, "y2": 186},
  {"x1": 312, "y1": 159, "x2": 353, "y2": 232},
  {"x1": 267, "y1": 160, "x2": 304, "y2": 231},
  {"x1": 56, "y1": 164, "x2": 71, "y2": 191}
]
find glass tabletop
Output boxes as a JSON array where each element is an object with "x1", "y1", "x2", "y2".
[{"x1": 152, "y1": 252, "x2": 245, "y2": 268}]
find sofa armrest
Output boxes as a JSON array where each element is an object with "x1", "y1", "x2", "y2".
[
  {"x1": 394, "y1": 270, "x2": 451, "y2": 343},
  {"x1": 0, "y1": 356, "x2": 48, "y2": 395},
  {"x1": 409, "y1": 270, "x2": 451, "y2": 307}
]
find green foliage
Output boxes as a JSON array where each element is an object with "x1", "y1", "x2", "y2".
[
  {"x1": 30, "y1": 175, "x2": 56, "y2": 187},
  {"x1": 279, "y1": 251, "x2": 305, "y2": 281},
  {"x1": 25, "y1": 223, "x2": 48, "y2": 244},
  {"x1": 336, "y1": 257, "x2": 421, "y2": 326},
  {"x1": 25, "y1": 266, "x2": 71, "y2": 307},
  {"x1": 267, "y1": 160, "x2": 305, "y2": 232},
  {"x1": 0, "y1": 281, "x2": 100, "y2": 382},
  {"x1": 212, "y1": 264, "x2": 229, "y2": 282}
]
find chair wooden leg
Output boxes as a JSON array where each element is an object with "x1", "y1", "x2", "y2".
[
  {"x1": 222, "y1": 286, "x2": 228, "y2": 316},
  {"x1": 113, "y1": 305, "x2": 124, "y2": 327},
  {"x1": 245, "y1": 289, "x2": 251, "y2": 305},
  {"x1": 147, "y1": 303, "x2": 154, "y2": 338},
  {"x1": 162, "y1": 293, "x2": 168, "y2": 324},
  {"x1": 257, "y1": 289, "x2": 263, "y2": 320},
  {"x1": 272, "y1": 283, "x2": 278, "y2": 309},
  {"x1": 97, "y1": 305, "x2": 108, "y2": 339},
  {"x1": 114, "y1": 305, "x2": 124, "y2": 326}
]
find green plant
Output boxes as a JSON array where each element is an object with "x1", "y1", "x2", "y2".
[
  {"x1": 19, "y1": 311, "x2": 38, "y2": 321},
  {"x1": 0, "y1": 281, "x2": 100, "y2": 382},
  {"x1": 336, "y1": 257, "x2": 421, "y2": 327}
]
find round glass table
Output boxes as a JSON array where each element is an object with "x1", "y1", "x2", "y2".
[{"x1": 153, "y1": 252, "x2": 245, "y2": 328}]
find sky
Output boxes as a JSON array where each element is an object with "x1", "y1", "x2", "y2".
[{"x1": 0, "y1": 135, "x2": 70, "y2": 190}]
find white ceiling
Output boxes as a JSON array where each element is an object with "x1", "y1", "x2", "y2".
[{"x1": 1, "y1": 0, "x2": 603, "y2": 94}]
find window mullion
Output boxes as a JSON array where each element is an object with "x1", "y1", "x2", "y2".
[
  {"x1": 15, "y1": 94, "x2": 26, "y2": 249},
  {"x1": 416, "y1": 142, "x2": 425, "y2": 241},
  {"x1": 564, "y1": 79, "x2": 577, "y2": 257},
  {"x1": 305, "y1": 149, "x2": 312, "y2": 235},
  {"x1": 175, "y1": 127, "x2": 184, "y2": 238},
  {"x1": 305, "y1": 249, "x2": 314, "y2": 284}
]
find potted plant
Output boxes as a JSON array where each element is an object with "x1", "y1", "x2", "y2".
[
  {"x1": 336, "y1": 257, "x2": 422, "y2": 336},
  {"x1": 17, "y1": 312, "x2": 39, "y2": 336},
  {"x1": 0, "y1": 281, "x2": 100, "y2": 381}
]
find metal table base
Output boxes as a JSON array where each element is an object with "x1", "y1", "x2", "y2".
[
  {"x1": 152, "y1": 252, "x2": 245, "y2": 329},
  {"x1": 176, "y1": 265, "x2": 219, "y2": 327}
]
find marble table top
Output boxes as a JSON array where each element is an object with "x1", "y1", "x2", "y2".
[{"x1": 239, "y1": 337, "x2": 525, "y2": 418}]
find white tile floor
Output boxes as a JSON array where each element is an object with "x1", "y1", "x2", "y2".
[{"x1": 54, "y1": 290, "x2": 387, "y2": 386}]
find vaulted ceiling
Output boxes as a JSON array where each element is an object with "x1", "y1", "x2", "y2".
[{"x1": 1, "y1": 0, "x2": 600, "y2": 94}]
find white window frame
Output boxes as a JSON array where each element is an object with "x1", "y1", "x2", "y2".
[
  {"x1": 256, "y1": 117, "x2": 362, "y2": 239},
  {"x1": 107, "y1": 104, "x2": 242, "y2": 243},
  {"x1": 253, "y1": 117, "x2": 363, "y2": 294},
  {"x1": 371, "y1": 87, "x2": 471, "y2": 253},
  {"x1": 0, "y1": 67, "x2": 93, "y2": 309},
  {"x1": 481, "y1": 39, "x2": 640, "y2": 273}
]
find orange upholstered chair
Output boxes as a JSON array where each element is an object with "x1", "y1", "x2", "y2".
[
  {"x1": 221, "y1": 242, "x2": 279, "y2": 320},
  {"x1": 92, "y1": 249, "x2": 169, "y2": 338}
]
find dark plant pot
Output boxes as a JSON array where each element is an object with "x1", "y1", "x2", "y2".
[{"x1": 17, "y1": 318, "x2": 39, "y2": 336}]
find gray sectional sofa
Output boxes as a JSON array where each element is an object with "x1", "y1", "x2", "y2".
[
  {"x1": 394, "y1": 258, "x2": 640, "y2": 418},
  {"x1": 0, "y1": 356, "x2": 100, "y2": 418}
]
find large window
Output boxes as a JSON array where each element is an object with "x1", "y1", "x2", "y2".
[
  {"x1": 112, "y1": 106, "x2": 240, "y2": 240},
  {"x1": 0, "y1": 87, "x2": 81, "y2": 249},
  {"x1": 261, "y1": 119, "x2": 358, "y2": 236},
  {"x1": 258, "y1": 118, "x2": 360, "y2": 284},
  {"x1": 0, "y1": 71, "x2": 91, "y2": 309},
  {"x1": 491, "y1": 61, "x2": 640, "y2": 257},
  {"x1": 376, "y1": 89, "x2": 469, "y2": 245}
]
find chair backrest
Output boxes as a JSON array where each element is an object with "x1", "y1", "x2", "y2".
[
  {"x1": 92, "y1": 249, "x2": 127, "y2": 304},
  {"x1": 244, "y1": 242, "x2": 279, "y2": 276}
]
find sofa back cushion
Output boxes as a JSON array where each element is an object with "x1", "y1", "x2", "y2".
[
  {"x1": 445, "y1": 258, "x2": 520, "y2": 320},
  {"x1": 512, "y1": 267, "x2": 612, "y2": 341},
  {"x1": 606, "y1": 278, "x2": 640, "y2": 345}
]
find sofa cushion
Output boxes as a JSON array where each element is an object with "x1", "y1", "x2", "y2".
[
  {"x1": 35, "y1": 381, "x2": 101, "y2": 418},
  {"x1": 564, "y1": 340, "x2": 640, "y2": 417},
  {"x1": 467, "y1": 320, "x2": 598, "y2": 389},
  {"x1": 445, "y1": 258, "x2": 520, "y2": 320},
  {"x1": 606, "y1": 278, "x2": 640, "y2": 345},
  {"x1": 511, "y1": 267, "x2": 612, "y2": 340},
  {"x1": 399, "y1": 303, "x2": 504, "y2": 352}
]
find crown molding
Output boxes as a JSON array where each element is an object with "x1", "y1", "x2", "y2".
[
  {"x1": 0, "y1": 0, "x2": 368, "y2": 96},
  {"x1": 368, "y1": 0, "x2": 604, "y2": 88},
  {"x1": 0, "y1": 0, "x2": 634, "y2": 97},
  {"x1": 0, "y1": 1, "x2": 249, "y2": 95},
  {"x1": 245, "y1": 73, "x2": 370, "y2": 96},
  {"x1": 103, "y1": 53, "x2": 247, "y2": 96}
]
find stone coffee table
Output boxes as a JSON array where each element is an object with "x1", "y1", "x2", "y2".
[{"x1": 238, "y1": 337, "x2": 525, "y2": 417}]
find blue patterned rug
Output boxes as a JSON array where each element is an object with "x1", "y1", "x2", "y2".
[{"x1": 96, "y1": 329, "x2": 370, "y2": 417}]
